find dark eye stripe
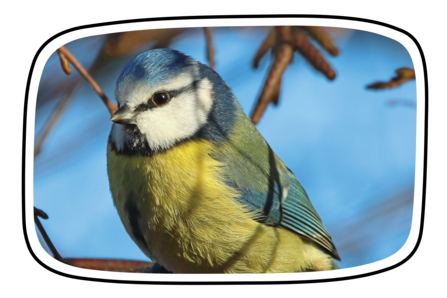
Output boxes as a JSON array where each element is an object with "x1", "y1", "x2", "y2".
[
  {"x1": 134, "y1": 100, "x2": 156, "y2": 112},
  {"x1": 133, "y1": 80, "x2": 199, "y2": 113}
]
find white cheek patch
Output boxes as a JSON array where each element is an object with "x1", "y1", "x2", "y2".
[
  {"x1": 136, "y1": 78, "x2": 214, "y2": 151},
  {"x1": 196, "y1": 78, "x2": 214, "y2": 114}
]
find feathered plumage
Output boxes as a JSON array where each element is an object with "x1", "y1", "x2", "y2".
[{"x1": 107, "y1": 48, "x2": 340, "y2": 273}]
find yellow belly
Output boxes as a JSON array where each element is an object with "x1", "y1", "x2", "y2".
[{"x1": 107, "y1": 139, "x2": 334, "y2": 273}]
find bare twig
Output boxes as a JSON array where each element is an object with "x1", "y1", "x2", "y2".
[
  {"x1": 271, "y1": 77, "x2": 282, "y2": 106},
  {"x1": 151, "y1": 31, "x2": 181, "y2": 49},
  {"x1": 300, "y1": 26, "x2": 340, "y2": 56},
  {"x1": 251, "y1": 26, "x2": 340, "y2": 124},
  {"x1": 251, "y1": 27, "x2": 293, "y2": 124},
  {"x1": 34, "y1": 208, "x2": 49, "y2": 219},
  {"x1": 34, "y1": 82, "x2": 79, "y2": 158},
  {"x1": 203, "y1": 27, "x2": 216, "y2": 69},
  {"x1": 34, "y1": 207, "x2": 67, "y2": 263},
  {"x1": 101, "y1": 29, "x2": 185, "y2": 57},
  {"x1": 57, "y1": 50, "x2": 71, "y2": 75},
  {"x1": 58, "y1": 46, "x2": 118, "y2": 115},
  {"x1": 66, "y1": 258, "x2": 154, "y2": 272},
  {"x1": 292, "y1": 28, "x2": 336, "y2": 80},
  {"x1": 34, "y1": 47, "x2": 117, "y2": 263},
  {"x1": 367, "y1": 68, "x2": 415, "y2": 90},
  {"x1": 253, "y1": 29, "x2": 276, "y2": 68}
]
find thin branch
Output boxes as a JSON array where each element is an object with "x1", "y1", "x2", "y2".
[
  {"x1": 270, "y1": 77, "x2": 282, "y2": 106},
  {"x1": 203, "y1": 27, "x2": 216, "y2": 69},
  {"x1": 101, "y1": 28, "x2": 185, "y2": 57},
  {"x1": 34, "y1": 207, "x2": 67, "y2": 263},
  {"x1": 251, "y1": 27, "x2": 293, "y2": 125},
  {"x1": 151, "y1": 31, "x2": 180, "y2": 49},
  {"x1": 35, "y1": 44, "x2": 116, "y2": 158},
  {"x1": 253, "y1": 29, "x2": 276, "y2": 68},
  {"x1": 292, "y1": 29, "x2": 336, "y2": 80},
  {"x1": 34, "y1": 208, "x2": 49, "y2": 219},
  {"x1": 395, "y1": 68, "x2": 415, "y2": 79},
  {"x1": 34, "y1": 47, "x2": 119, "y2": 266},
  {"x1": 57, "y1": 50, "x2": 72, "y2": 75},
  {"x1": 58, "y1": 46, "x2": 118, "y2": 115},
  {"x1": 66, "y1": 258, "x2": 154, "y2": 272},
  {"x1": 300, "y1": 26, "x2": 340, "y2": 56},
  {"x1": 367, "y1": 68, "x2": 415, "y2": 90},
  {"x1": 34, "y1": 82, "x2": 79, "y2": 158}
]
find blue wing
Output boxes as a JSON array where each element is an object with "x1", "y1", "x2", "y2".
[
  {"x1": 224, "y1": 149, "x2": 341, "y2": 261},
  {"x1": 280, "y1": 169, "x2": 340, "y2": 260},
  {"x1": 212, "y1": 108, "x2": 340, "y2": 261}
]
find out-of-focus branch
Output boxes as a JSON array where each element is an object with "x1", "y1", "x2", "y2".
[
  {"x1": 253, "y1": 29, "x2": 276, "y2": 68},
  {"x1": 334, "y1": 188, "x2": 413, "y2": 255},
  {"x1": 34, "y1": 82, "x2": 79, "y2": 158},
  {"x1": 101, "y1": 29, "x2": 185, "y2": 57},
  {"x1": 251, "y1": 26, "x2": 339, "y2": 124},
  {"x1": 34, "y1": 208, "x2": 67, "y2": 263},
  {"x1": 58, "y1": 46, "x2": 118, "y2": 115},
  {"x1": 204, "y1": 27, "x2": 216, "y2": 69},
  {"x1": 300, "y1": 26, "x2": 340, "y2": 56},
  {"x1": 367, "y1": 68, "x2": 415, "y2": 90},
  {"x1": 292, "y1": 28, "x2": 336, "y2": 80},
  {"x1": 251, "y1": 27, "x2": 293, "y2": 125},
  {"x1": 34, "y1": 47, "x2": 120, "y2": 267},
  {"x1": 57, "y1": 50, "x2": 71, "y2": 75},
  {"x1": 66, "y1": 258, "x2": 154, "y2": 272}
]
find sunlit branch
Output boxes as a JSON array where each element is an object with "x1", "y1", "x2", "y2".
[
  {"x1": 58, "y1": 46, "x2": 118, "y2": 115},
  {"x1": 251, "y1": 26, "x2": 339, "y2": 124},
  {"x1": 292, "y1": 28, "x2": 336, "y2": 80},
  {"x1": 251, "y1": 27, "x2": 293, "y2": 125},
  {"x1": 367, "y1": 68, "x2": 415, "y2": 90},
  {"x1": 57, "y1": 50, "x2": 72, "y2": 75},
  {"x1": 204, "y1": 27, "x2": 216, "y2": 70},
  {"x1": 66, "y1": 258, "x2": 154, "y2": 272},
  {"x1": 34, "y1": 82, "x2": 79, "y2": 158},
  {"x1": 253, "y1": 29, "x2": 276, "y2": 69},
  {"x1": 300, "y1": 26, "x2": 340, "y2": 56}
]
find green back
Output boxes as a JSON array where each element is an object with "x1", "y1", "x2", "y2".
[{"x1": 212, "y1": 107, "x2": 340, "y2": 261}]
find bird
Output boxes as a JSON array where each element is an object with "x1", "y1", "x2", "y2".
[{"x1": 107, "y1": 48, "x2": 340, "y2": 273}]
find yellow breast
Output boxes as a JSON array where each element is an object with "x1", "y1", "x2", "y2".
[{"x1": 107, "y1": 139, "x2": 334, "y2": 273}]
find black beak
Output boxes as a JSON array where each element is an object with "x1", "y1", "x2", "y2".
[{"x1": 110, "y1": 105, "x2": 137, "y2": 125}]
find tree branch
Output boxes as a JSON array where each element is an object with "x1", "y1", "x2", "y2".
[
  {"x1": 367, "y1": 68, "x2": 415, "y2": 90},
  {"x1": 204, "y1": 27, "x2": 216, "y2": 70},
  {"x1": 34, "y1": 82, "x2": 79, "y2": 158},
  {"x1": 300, "y1": 26, "x2": 340, "y2": 56},
  {"x1": 253, "y1": 29, "x2": 276, "y2": 69},
  {"x1": 58, "y1": 46, "x2": 118, "y2": 115},
  {"x1": 34, "y1": 208, "x2": 67, "y2": 263},
  {"x1": 251, "y1": 27, "x2": 293, "y2": 124},
  {"x1": 292, "y1": 28, "x2": 336, "y2": 80}
]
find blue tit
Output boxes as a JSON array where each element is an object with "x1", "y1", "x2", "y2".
[{"x1": 107, "y1": 48, "x2": 340, "y2": 273}]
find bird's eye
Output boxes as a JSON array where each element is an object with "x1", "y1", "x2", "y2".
[{"x1": 152, "y1": 92, "x2": 170, "y2": 106}]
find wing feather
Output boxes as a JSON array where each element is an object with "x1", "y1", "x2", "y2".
[{"x1": 214, "y1": 107, "x2": 340, "y2": 260}]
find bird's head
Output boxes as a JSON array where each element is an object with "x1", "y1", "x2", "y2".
[{"x1": 109, "y1": 48, "x2": 237, "y2": 155}]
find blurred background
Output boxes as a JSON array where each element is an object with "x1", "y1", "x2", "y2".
[{"x1": 33, "y1": 26, "x2": 416, "y2": 270}]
